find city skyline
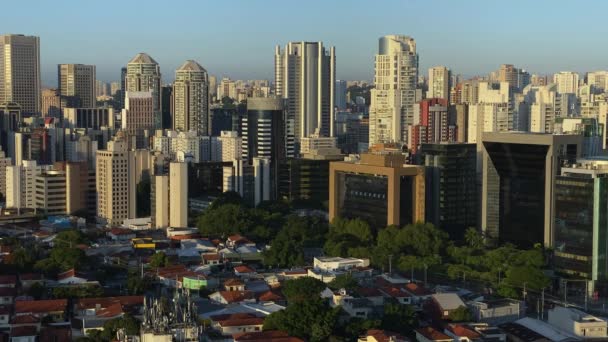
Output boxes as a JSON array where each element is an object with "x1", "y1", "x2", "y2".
[{"x1": 6, "y1": 0, "x2": 608, "y2": 85}]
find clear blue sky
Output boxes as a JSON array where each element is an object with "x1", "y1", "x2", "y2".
[{"x1": 5, "y1": 0, "x2": 608, "y2": 86}]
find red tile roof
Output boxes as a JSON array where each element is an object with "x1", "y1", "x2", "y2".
[
  {"x1": 9, "y1": 325, "x2": 38, "y2": 337},
  {"x1": 169, "y1": 234, "x2": 200, "y2": 241},
  {"x1": 217, "y1": 290, "x2": 255, "y2": 303},
  {"x1": 76, "y1": 296, "x2": 144, "y2": 311},
  {"x1": 96, "y1": 302, "x2": 124, "y2": 318},
  {"x1": 203, "y1": 253, "x2": 220, "y2": 261},
  {"x1": 0, "y1": 275, "x2": 17, "y2": 285},
  {"x1": 233, "y1": 330, "x2": 304, "y2": 342},
  {"x1": 212, "y1": 313, "x2": 264, "y2": 327},
  {"x1": 416, "y1": 327, "x2": 452, "y2": 341},
  {"x1": 109, "y1": 228, "x2": 134, "y2": 236},
  {"x1": 380, "y1": 286, "x2": 411, "y2": 298},
  {"x1": 258, "y1": 290, "x2": 283, "y2": 302},
  {"x1": 56, "y1": 269, "x2": 78, "y2": 281},
  {"x1": 234, "y1": 265, "x2": 255, "y2": 273},
  {"x1": 405, "y1": 282, "x2": 432, "y2": 296},
  {"x1": 11, "y1": 314, "x2": 39, "y2": 324},
  {"x1": 39, "y1": 326, "x2": 72, "y2": 342},
  {"x1": 0, "y1": 287, "x2": 16, "y2": 296},
  {"x1": 446, "y1": 324, "x2": 482, "y2": 339},
  {"x1": 356, "y1": 287, "x2": 383, "y2": 297},
  {"x1": 224, "y1": 278, "x2": 245, "y2": 287},
  {"x1": 15, "y1": 299, "x2": 67, "y2": 315}
]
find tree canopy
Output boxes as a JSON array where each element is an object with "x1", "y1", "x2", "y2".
[{"x1": 282, "y1": 277, "x2": 326, "y2": 303}]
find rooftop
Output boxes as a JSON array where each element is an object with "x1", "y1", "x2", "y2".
[
  {"x1": 128, "y1": 52, "x2": 158, "y2": 64},
  {"x1": 177, "y1": 60, "x2": 206, "y2": 72}
]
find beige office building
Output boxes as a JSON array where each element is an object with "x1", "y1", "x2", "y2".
[
  {"x1": 553, "y1": 71, "x2": 579, "y2": 94},
  {"x1": 96, "y1": 133, "x2": 136, "y2": 226},
  {"x1": 153, "y1": 162, "x2": 187, "y2": 228},
  {"x1": 329, "y1": 153, "x2": 425, "y2": 228},
  {"x1": 173, "y1": 60, "x2": 209, "y2": 135},
  {"x1": 0, "y1": 34, "x2": 41, "y2": 114},
  {"x1": 369, "y1": 35, "x2": 418, "y2": 145},
  {"x1": 122, "y1": 91, "x2": 154, "y2": 147},
  {"x1": 0, "y1": 150, "x2": 11, "y2": 200},
  {"x1": 58, "y1": 64, "x2": 96, "y2": 108},
  {"x1": 41, "y1": 88, "x2": 61, "y2": 117}
]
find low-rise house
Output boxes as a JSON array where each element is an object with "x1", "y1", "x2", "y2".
[
  {"x1": 342, "y1": 298, "x2": 375, "y2": 319},
  {"x1": 469, "y1": 325, "x2": 506, "y2": 341},
  {"x1": 209, "y1": 290, "x2": 256, "y2": 305},
  {"x1": 379, "y1": 286, "x2": 412, "y2": 305},
  {"x1": 106, "y1": 228, "x2": 136, "y2": 241},
  {"x1": 227, "y1": 234, "x2": 255, "y2": 249},
  {"x1": 403, "y1": 282, "x2": 433, "y2": 304},
  {"x1": 224, "y1": 279, "x2": 246, "y2": 292},
  {"x1": 426, "y1": 293, "x2": 467, "y2": 320},
  {"x1": 308, "y1": 257, "x2": 371, "y2": 283},
  {"x1": 470, "y1": 299, "x2": 521, "y2": 325},
  {"x1": 233, "y1": 330, "x2": 304, "y2": 342},
  {"x1": 202, "y1": 253, "x2": 221, "y2": 266},
  {"x1": 280, "y1": 269, "x2": 308, "y2": 280},
  {"x1": 257, "y1": 290, "x2": 284, "y2": 304},
  {"x1": 355, "y1": 287, "x2": 385, "y2": 307},
  {"x1": 511, "y1": 317, "x2": 578, "y2": 341},
  {"x1": 0, "y1": 275, "x2": 17, "y2": 288},
  {"x1": 0, "y1": 287, "x2": 16, "y2": 305},
  {"x1": 0, "y1": 305, "x2": 10, "y2": 329},
  {"x1": 73, "y1": 296, "x2": 144, "y2": 335},
  {"x1": 415, "y1": 327, "x2": 453, "y2": 342},
  {"x1": 234, "y1": 265, "x2": 256, "y2": 278},
  {"x1": 14, "y1": 299, "x2": 67, "y2": 322},
  {"x1": 358, "y1": 329, "x2": 409, "y2": 342},
  {"x1": 444, "y1": 324, "x2": 482, "y2": 341},
  {"x1": 56, "y1": 269, "x2": 89, "y2": 285},
  {"x1": 9, "y1": 325, "x2": 38, "y2": 342},
  {"x1": 18, "y1": 274, "x2": 44, "y2": 290},
  {"x1": 498, "y1": 322, "x2": 552, "y2": 342},
  {"x1": 547, "y1": 306, "x2": 607, "y2": 338},
  {"x1": 210, "y1": 313, "x2": 264, "y2": 336}
]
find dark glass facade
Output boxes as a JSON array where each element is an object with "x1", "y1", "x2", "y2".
[
  {"x1": 188, "y1": 162, "x2": 232, "y2": 198},
  {"x1": 210, "y1": 108, "x2": 241, "y2": 136},
  {"x1": 418, "y1": 143, "x2": 477, "y2": 239},
  {"x1": 279, "y1": 158, "x2": 331, "y2": 206},
  {"x1": 336, "y1": 172, "x2": 388, "y2": 229}
]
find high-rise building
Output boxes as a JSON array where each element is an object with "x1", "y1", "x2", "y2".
[
  {"x1": 408, "y1": 98, "x2": 455, "y2": 153},
  {"x1": 0, "y1": 34, "x2": 41, "y2": 115},
  {"x1": 212, "y1": 131, "x2": 242, "y2": 162},
  {"x1": 329, "y1": 152, "x2": 425, "y2": 229},
  {"x1": 169, "y1": 162, "x2": 188, "y2": 227},
  {"x1": 41, "y1": 88, "x2": 61, "y2": 118},
  {"x1": 173, "y1": 60, "x2": 209, "y2": 135},
  {"x1": 335, "y1": 80, "x2": 347, "y2": 109},
  {"x1": 586, "y1": 71, "x2": 608, "y2": 92},
  {"x1": 161, "y1": 85, "x2": 173, "y2": 130},
  {"x1": 554, "y1": 158, "x2": 608, "y2": 289},
  {"x1": 274, "y1": 41, "x2": 335, "y2": 154},
  {"x1": 467, "y1": 82, "x2": 512, "y2": 146},
  {"x1": 110, "y1": 82, "x2": 121, "y2": 96},
  {"x1": 428, "y1": 66, "x2": 450, "y2": 99},
  {"x1": 96, "y1": 133, "x2": 136, "y2": 226},
  {"x1": 369, "y1": 35, "x2": 418, "y2": 145},
  {"x1": 526, "y1": 84, "x2": 560, "y2": 133},
  {"x1": 63, "y1": 107, "x2": 115, "y2": 130},
  {"x1": 95, "y1": 80, "x2": 109, "y2": 98},
  {"x1": 0, "y1": 149, "x2": 11, "y2": 200},
  {"x1": 126, "y1": 53, "x2": 162, "y2": 129},
  {"x1": 553, "y1": 71, "x2": 580, "y2": 94},
  {"x1": 6, "y1": 160, "x2": 52, "y2": 209},
  {"x1": 217, "y1": 78, "x2": 237, "y2": 100},
  {"x1": 122, "y1": 91, "x2": 154, "y2": 148},
  {"x1": 240, "y1": 97, "x2": 286, "y2": 203},
  {"x1": 481, "y1": 132, "x2": 582, "y2": 247},
  {"x1": 58, "y1": 64, "x2": 96, "y2": 108},
  {"x1": 209, "y1": 75, "x2": 217, "y2": 98},
  {"x1": 418, "y1": 143, "x2": 477, "y2": 238}
]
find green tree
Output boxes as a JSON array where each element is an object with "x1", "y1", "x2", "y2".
[
  {"x1": 8, "y1": 246, "x2": 36, "y2": 271},
  {"x1": 55, "y1": 229, "x2": 88, "y2": 247},
  {"x1": 380, "y1": 300, "x2": 418, "y2": 335},
  {"x1": 327, "y1": 274, "x2": 358, "y2": 291},
  {"x1": 209, "y1": 191, "x2": 244, "y2": 210},
  {"x1": 149, "y1": 252, "x2": 169, "y2": 268},
  {"x1": 221, "y1": 96, "x2": 236, "y2": 109},
  {"x1": 27, "y1": 282, "x2": 46, "y2": 299},
  {"x1": 325, "y1": 218, "x2": 373, "y2": 257},
  {"x1": 263, "y1": 299, "x2": 338, "y2": 342},
  {"x1": 464, "y1": 227, "x2": 484, "y2": 249},
  {"x1": 52, "y1": 285, "x2": 103, "y2": 299},
  {"x1": 126, "y1": 271, "x2": 152, "y2": 295},
  {"x1": 282, "y1": 277, "x2": 326, "y2": 303},
  {"x1": 448, "y1": 306, "x2": 473, "y2": 322},
  {"x1": 263, "y1": 215, "x2": 327, "y2": 268},
  {"x1": 102, "y1": 314, "x2": 140, "y2": 340},
  {"x1": 196, "y1": 204, "x2": 254, "y2": 237},
  {"x1": 136, "y1": 175, "x2": 151, "y2": 217}
]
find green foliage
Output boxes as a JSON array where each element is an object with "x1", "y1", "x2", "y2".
[
  {"x1": 221, "y1": 96, "x2": 236, "y2": 109},
  {"x1": 209, "y1": 191, "x2": 244, "y2": 210},
  {"x1": 448, "y1": 306, "x2": 473, "y2": 322},
  {"x1": 8, "y1": 246, "x2": 36, "y2": 271},
  {"x1": 52, "y1": 285, "x2": 103, "y2": 299},
  {"x1": 136, "y1": 175, "x2": 151, "y2": 217},
  {"x1": 464, "y1": 227, "x2": 484, "y2": 249},
  {"x1": 102, "y1": 314, "x2": 140, "y2": 340},
  {"x1": 282, "y1": 277, "x2": 326, "y2": 303},
  {"x1": 55, "y1": 229, "x2": 88, "y2": 246},
  {"x1": 381, "y1": 300, "x2": 418, "y2": 335},
  {"x1": 263, "y1": 215, "x2": 327, "y2": 268},
  {"x1": 340, "y1": 318, "x2": 381, "y2": 341},
  {"x1": 197, "y1": 204, "x2": 254, "y2": 238},
  {"x1": 27, "y1": 282, "x2": 46, "y2": 299},
  {"x1": 34, "y1": 246, "x2": 86, "y2": 276},
  {"x1": 324, "y1": 217, "x2": 373, "y2": 257},
  {"x1": 263, "y1": 299, "x2": 339, "y2": 342},
  {"x1": 149, "y1": 252, "x2": 169, "y2": 268},
  {"x1": 327, "y1": 274, "x2": 358, "y2": 291},
  {"x1": 84, "y1": 329, "x2": 104, "y2": 341},
  {"x1": 126, "y1": 271, "x2": 152, "y2": 295}
]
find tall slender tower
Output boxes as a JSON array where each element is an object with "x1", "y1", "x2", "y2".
[
  {"x1": 0, "y1": 34, "x2": 41, "y2": 115},
  {"x1": 125, "y1": 53, "x2": 162, "y2": 129},
  {"x1": 58, "y1": 64, "x2": 96, "y2": 107},
  {"x1": 369, "y1": 35, "x2": 418, "y2": 146},
  {"x1": 428, "y1": 66, "x2": 450, "y2": 99},
  {"x1": 173, "y1": 60, "x2": 209, "y2": 135},
  {"x1": 274, "y1": 42, "x2": 335, "y2": 156}
]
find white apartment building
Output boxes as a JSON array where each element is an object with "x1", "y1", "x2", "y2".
[
  {"x1": 6, "y1": 160, "x2": 52, "y2": 209},
  {"x1": 428, "y1": 66, "x2": 450, "y2": 99},
  {"x1": 369, "y1": 35, "x2": 418, "y2": 145},
  {"x1": 212, "y1": 130, "x2": 241, "y2": 162},
  {"x1": 586, "y1": 71, "x2": 608, "y2": 92},
  {"x1": 173, "y1": 60, "x2": 209, "y2": 135},
  {"x1": 553, "y1": 71, "x2": 579, "y2": 94}
]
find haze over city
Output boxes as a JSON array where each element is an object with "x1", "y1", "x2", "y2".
[{"x1": 5, "y1": 0, "x2": 608, "y2": 84}]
